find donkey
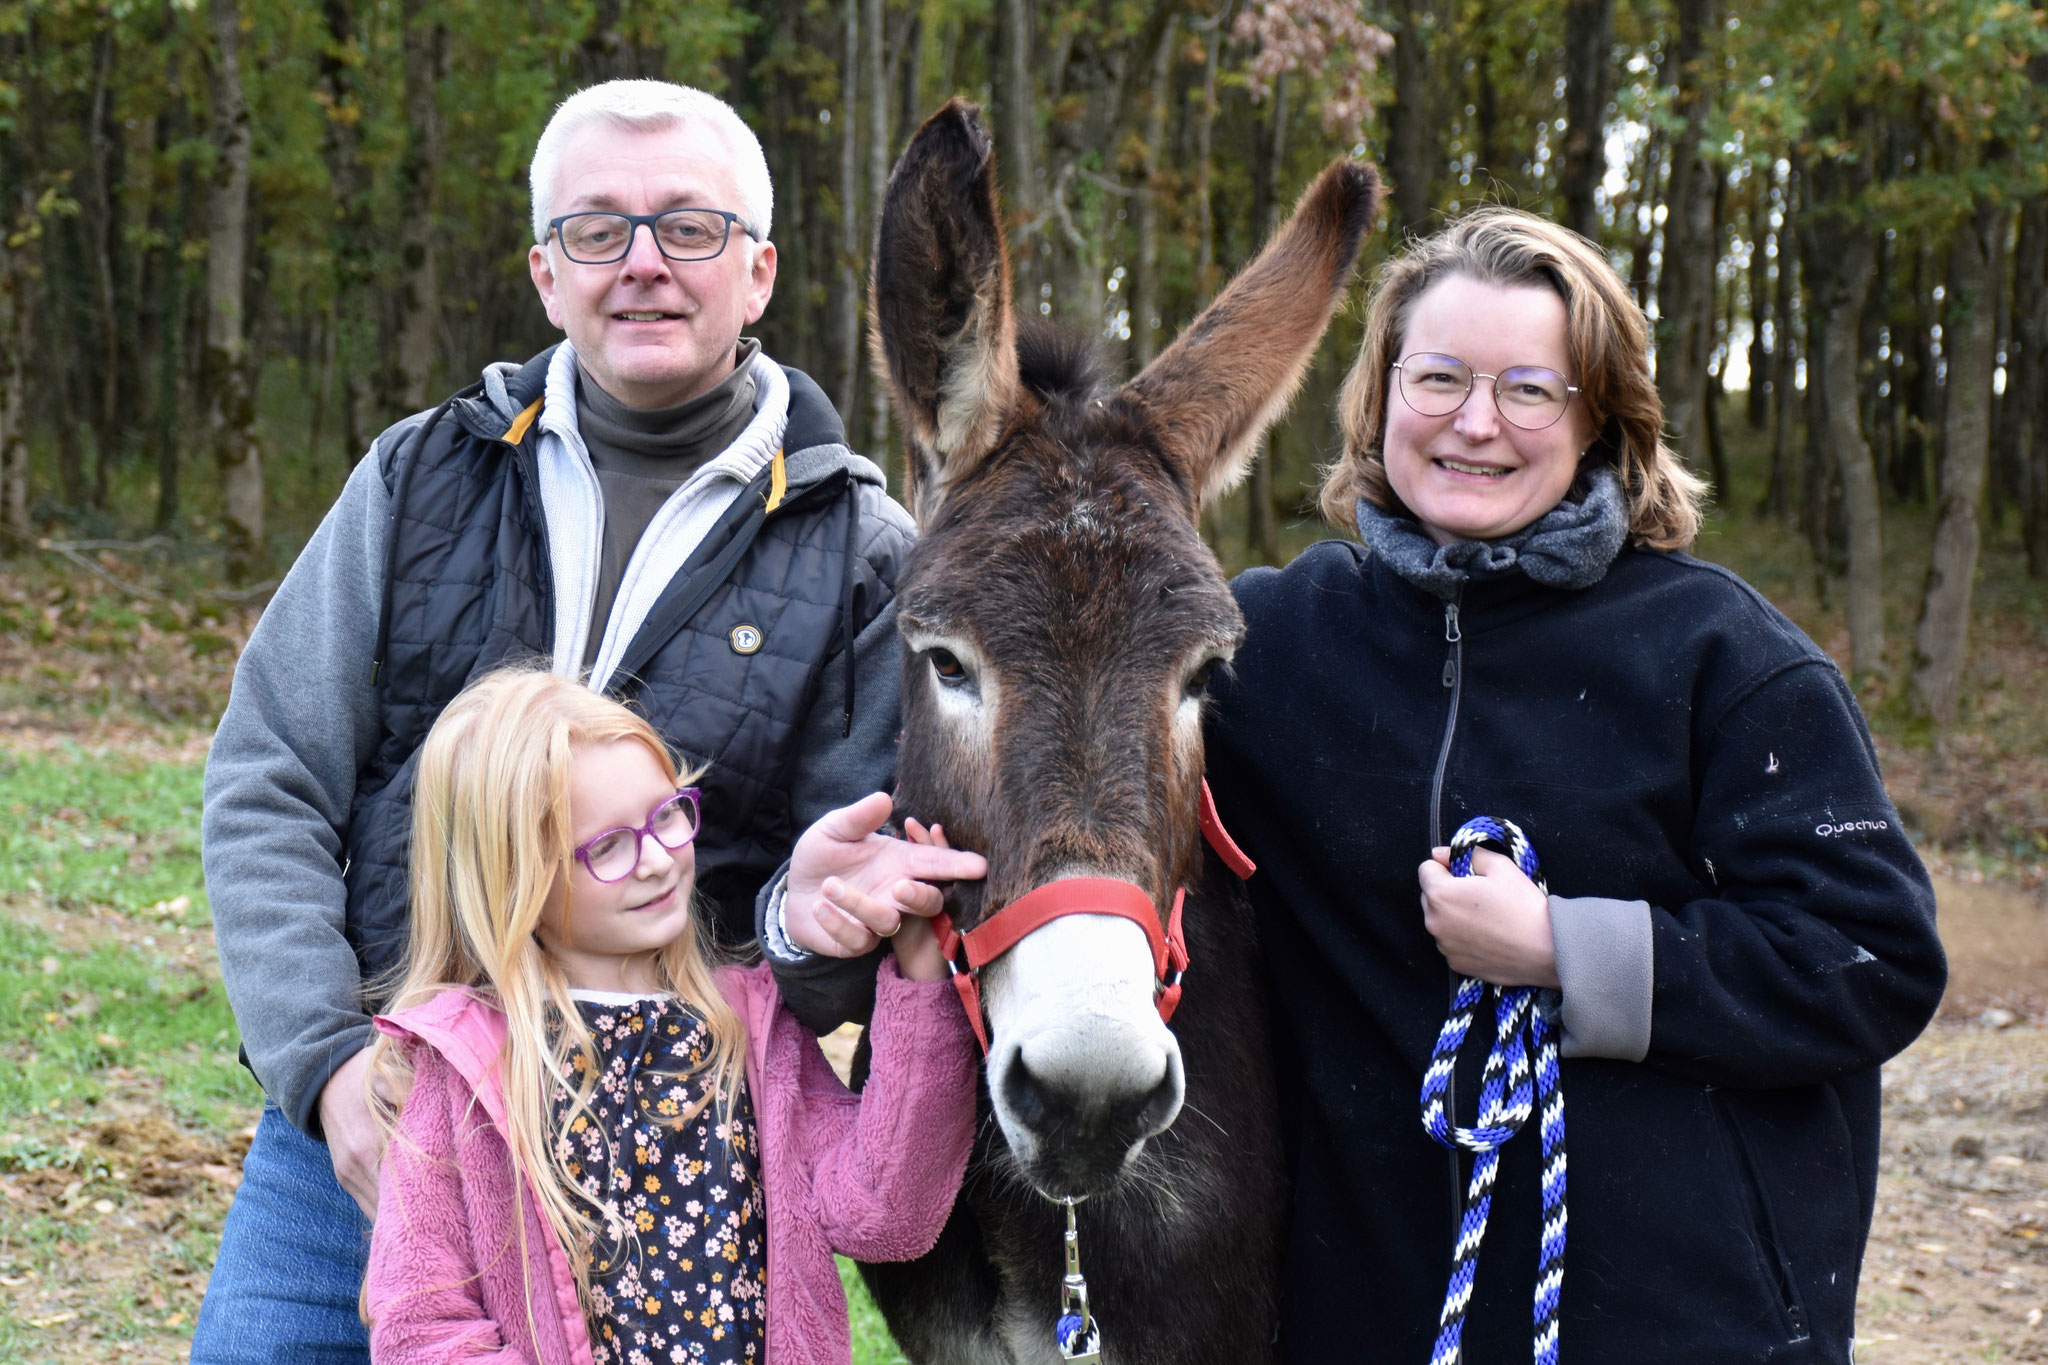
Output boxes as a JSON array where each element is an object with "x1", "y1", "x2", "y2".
[{"x1": 861, "y1": 100, "x2": 1381, "y2": 1365}]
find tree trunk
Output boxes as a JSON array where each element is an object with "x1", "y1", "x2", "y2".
[
  {"x1": 1762, "y1": 173, "x2": 1797, "y2": 520},
  {"x1": 394, "y1": 0, "x2": 445, "y2": 414},
  {"x1": 1988, "y1": 231, "x2": 2019, "y2": 520},
  {"x1": 1471, "y1": 0, "x2": 1507, "y2": 183},
  {"x1": 2016, "y1": 194, "x2": 2048, "y2": 577},
  {"x1": 205, "y1": 0, "x2": 265, "y2": 583},
  {"x1": 1132, "y1": 16, "x2": 1176, "y2": 369},
  {"x1": 1862, "y1": 232, "x2": 1895, "y2": 494},
  {"x1": 1559, "y1": 0, "x2": 1614, "y2": 241},
  {"x1": 897, "y1": 9, "x2": 925, "y2": 146},
  {"x1": 995, "y1": 0, "x2": 1038, "y2": 293},
  {"x1": 834, "y1": 0, "x2": 861, "y2": 428},
  {"x1": 1817, "y1": 234, "x2": 1883, "y2": 678},
  {"x1": 1705, "y1": 350, "x2": 1729, "y2": 497},
  {"x1": 154, "y1": 155, "x2": 198, "y2": 532},
  {"x1": 1655, "y1": 0, "x2": 1717, "y2": 474},
  {"x1": 1042, "y1": 22, "x2": 1125, "y2": 334},
  {"x1": 863, "y1": 0, "x2": 887, "y2": 454},
  {"x1": 1894, "y1": 245, "x2": 1940, "y2": 502},
  {"x1": 1746, "y1": 185, "x2": 1770, "y2": 432},
  {"x1": 1912, "y1": 245, "x2": 1946, "y2": 496},
  {"x1": 1798, "y1": 173, "x2": 1840, "y2": 584},
  {"x1": 2017, "y1": 6, "x2": 2048, "y2": 575},
  {"x1": 1193, "y1": 8, "x2": 1223, "y2": 308},
  {"x1": 1704, "y1": 167, "x2": 1731, "y2": 496},
  {"x1": 1626, "y1": 121, "x2": 1662, "y2": 310},
  {"x1": 1246, "y1": 74, "x2": 1286, "y2": 567},
  {"x1": 1911, "y1": 202, "x2": 2006, "y2": 728},
  {"x1": 0, "y1": 188, "x2": 31, "y2": 539},
  {"x1": 321, "y1": 0, "x2": 377, "y2": 459},
  {"x1": 1384, "y1": 0, "x2": 1432, "y2": 242},
  {"x1": 87, "y1": 22, "x2": 121, "y2": 505},
  {"x1": 578, "y1": 0, "x2": 625, "y2": 85},
  {"x1": 1802, "y1": 113, "x2": 1886, "y2": 604}
]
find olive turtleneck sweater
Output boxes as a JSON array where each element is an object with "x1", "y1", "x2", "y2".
[{"x1": 574, "y1": 338, "x2": 761, "y2": 667}]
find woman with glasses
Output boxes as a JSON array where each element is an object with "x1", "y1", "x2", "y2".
[{"x1": 1203, "y1": 208, "x2": 1945, "y2": 1363}]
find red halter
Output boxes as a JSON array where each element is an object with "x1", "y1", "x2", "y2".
[{"x1": 931, "y1": 780, "x2": 1257, "y2": 1053}]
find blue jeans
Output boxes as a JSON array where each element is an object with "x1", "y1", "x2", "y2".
[{"x1": 191, "y1": 1104, "x2": 372, "y2": 1365}]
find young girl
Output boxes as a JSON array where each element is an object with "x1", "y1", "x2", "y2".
[{"x1": 360, "y1": 666, "x2": 981, "y2": 1365}]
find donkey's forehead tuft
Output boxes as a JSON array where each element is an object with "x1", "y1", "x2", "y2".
[{"x1": 1015, "y1": 318, "x2": 1108, "y2": 402}]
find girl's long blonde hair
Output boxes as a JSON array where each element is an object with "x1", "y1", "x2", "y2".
[{"x1": 366, "y1": 663, "x2": 747, "y2": 1313}]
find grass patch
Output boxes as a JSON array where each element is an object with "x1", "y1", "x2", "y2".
[
  {"x1": 0, "y1": 748, "x2": 210, "y2": 924},
  {"x1": 0, "y1": 914, "x2": 256, "y2": 1134},
  {"x1": 0, "y1": 745, "x2": 250, "y2": 1135}
]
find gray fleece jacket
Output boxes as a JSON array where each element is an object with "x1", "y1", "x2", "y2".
[{"x1": 202, "y1": 344, "x2": 911, "y2": 1134}]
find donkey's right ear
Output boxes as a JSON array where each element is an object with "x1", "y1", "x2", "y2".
[{"x1": 868, "y1": 98, "x2": 1021, "y2": 528}]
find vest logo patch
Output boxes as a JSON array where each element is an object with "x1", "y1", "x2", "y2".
[{"x1": 729, "y1": 624, "x2": 764, "y2": 655}]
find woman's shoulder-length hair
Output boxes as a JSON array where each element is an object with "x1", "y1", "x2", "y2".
[{"x1": 1319, "y1": 206, "x2": 1707, "y2": 552}]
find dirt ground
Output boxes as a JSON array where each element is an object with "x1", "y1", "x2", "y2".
[
  {"x1": 0, "y1": 873, "x2": 2042, "y2": 1363},
  {"x1": 1856, "y1": 874, "x2": 2048, "y2": 1363}
]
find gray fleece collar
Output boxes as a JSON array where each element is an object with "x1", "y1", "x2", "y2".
[{"x1": 1354, "y1": 467, "x2": 1629, "y2": 600}]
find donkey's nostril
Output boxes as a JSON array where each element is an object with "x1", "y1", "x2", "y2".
[
  {"x1": 1133, "y1": 1050, "x2": 1185, "y2": 1139},
  {"x1": 1003, "y1": 1034, "x2": 1183, "y2": 1153},
  {"x1": 999, "y1": 1045, "x2": 1051, "y2": 1132}
]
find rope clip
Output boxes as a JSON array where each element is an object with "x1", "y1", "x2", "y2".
[{"x1": 1054, "y1": 1196, "x2": 1102, "y2": 1362}]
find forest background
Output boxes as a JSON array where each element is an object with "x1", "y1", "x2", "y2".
[
  {"x1": 3, "y1": 0, "x2": 2048, "y2": 727},
  {"x1": 2, "y1": 0, "x2": 2048, "y2": 1361},
  {"x1": 3, "y1": 0, "x2": 2048, "y2": 724}
]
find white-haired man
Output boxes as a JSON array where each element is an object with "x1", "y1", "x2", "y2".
[{"x1": 190, "y1": 80, "x2": 969, "y2": 1362}]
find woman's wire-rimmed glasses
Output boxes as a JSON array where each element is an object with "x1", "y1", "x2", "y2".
[
  {"x1": 547, "y1": 209, "x2": 755, "y2": 265},
  {"x1": 572, "y1": 788, "x2": 702, "y2": 883},
  {"x1": 1390, "y1": 353, "x2": 1580, "y2": 431}
]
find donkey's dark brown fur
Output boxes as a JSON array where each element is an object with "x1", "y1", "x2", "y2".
[{"x1": 863, "y1": 99, "x2": 1380, "y2": 1364}]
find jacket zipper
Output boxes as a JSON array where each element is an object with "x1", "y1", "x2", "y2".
[
  {"x1": 518, "y1": 442, "x2": 558, "y2": 660},
  {"x1": 1429, "y1": 593, "x2": 1463, "y2": 848},
  {"x1": 1427, "y1": 590, "x2": 1466, "y2": 1261}
]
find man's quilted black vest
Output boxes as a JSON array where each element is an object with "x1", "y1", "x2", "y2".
[{"x1": 341, "y1": 351, "x2": 893, "y2": 988}]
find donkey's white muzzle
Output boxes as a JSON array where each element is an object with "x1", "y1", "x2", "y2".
[{"x1": 981, "y1": 912, "x2": 1186, "y2": 1197}]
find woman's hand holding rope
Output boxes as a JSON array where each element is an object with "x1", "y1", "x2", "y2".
[{"x1": 1418, "y1": 846, "x2": 1561, "y2": 990}]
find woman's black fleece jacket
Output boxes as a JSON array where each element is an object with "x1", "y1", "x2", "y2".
[{"x1": 1204, "y1": 539, "x2": 1945, "y2": 1365}]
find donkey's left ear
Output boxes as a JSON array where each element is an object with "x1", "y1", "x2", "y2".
[
  {"x1": 1125, "y1": 160, "x2": 1382, "y2": 512},
  {"x1": 869, "y1": 99, "x2": 1021, "y2": 528}
]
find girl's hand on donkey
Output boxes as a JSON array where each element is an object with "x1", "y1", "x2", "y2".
[
  {"x1": 1417, "y1": 847, "x2": 1562, "y2": 990},
  {"x1": 787, "y1": 792, "x2": 986, "y2": 957},
  {"x1": 884, "y1": 819, "x2": 950, "y2": 980}
]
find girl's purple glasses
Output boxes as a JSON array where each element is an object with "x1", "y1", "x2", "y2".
[{"x1": 572, "y1": 788, "x2": 702, "y2": 883}]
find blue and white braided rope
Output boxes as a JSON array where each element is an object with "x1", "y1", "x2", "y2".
[
  {"x1": 1418, "y1": 816, "x2": 1567, "y2": 1365},
  {"x1": 1056, "y1": 1313, "x2": 1097, "y2": 1358}
]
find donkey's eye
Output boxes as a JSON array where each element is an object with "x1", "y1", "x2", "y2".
[
  {"x1": 1185, "y1": 658, "x2": 1221, "y2": 698},
  {"x1": 928, "y1": 648, "x2": 970, "y2": 686}
]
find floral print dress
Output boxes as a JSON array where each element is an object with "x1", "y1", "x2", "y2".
[{"x1": 553, "y1": 991, "x2": 766, "y2": 1365}]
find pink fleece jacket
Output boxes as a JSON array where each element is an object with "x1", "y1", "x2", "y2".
[{"x1": 363, "y1": 960, "x2": 977, "y2": 1365}]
